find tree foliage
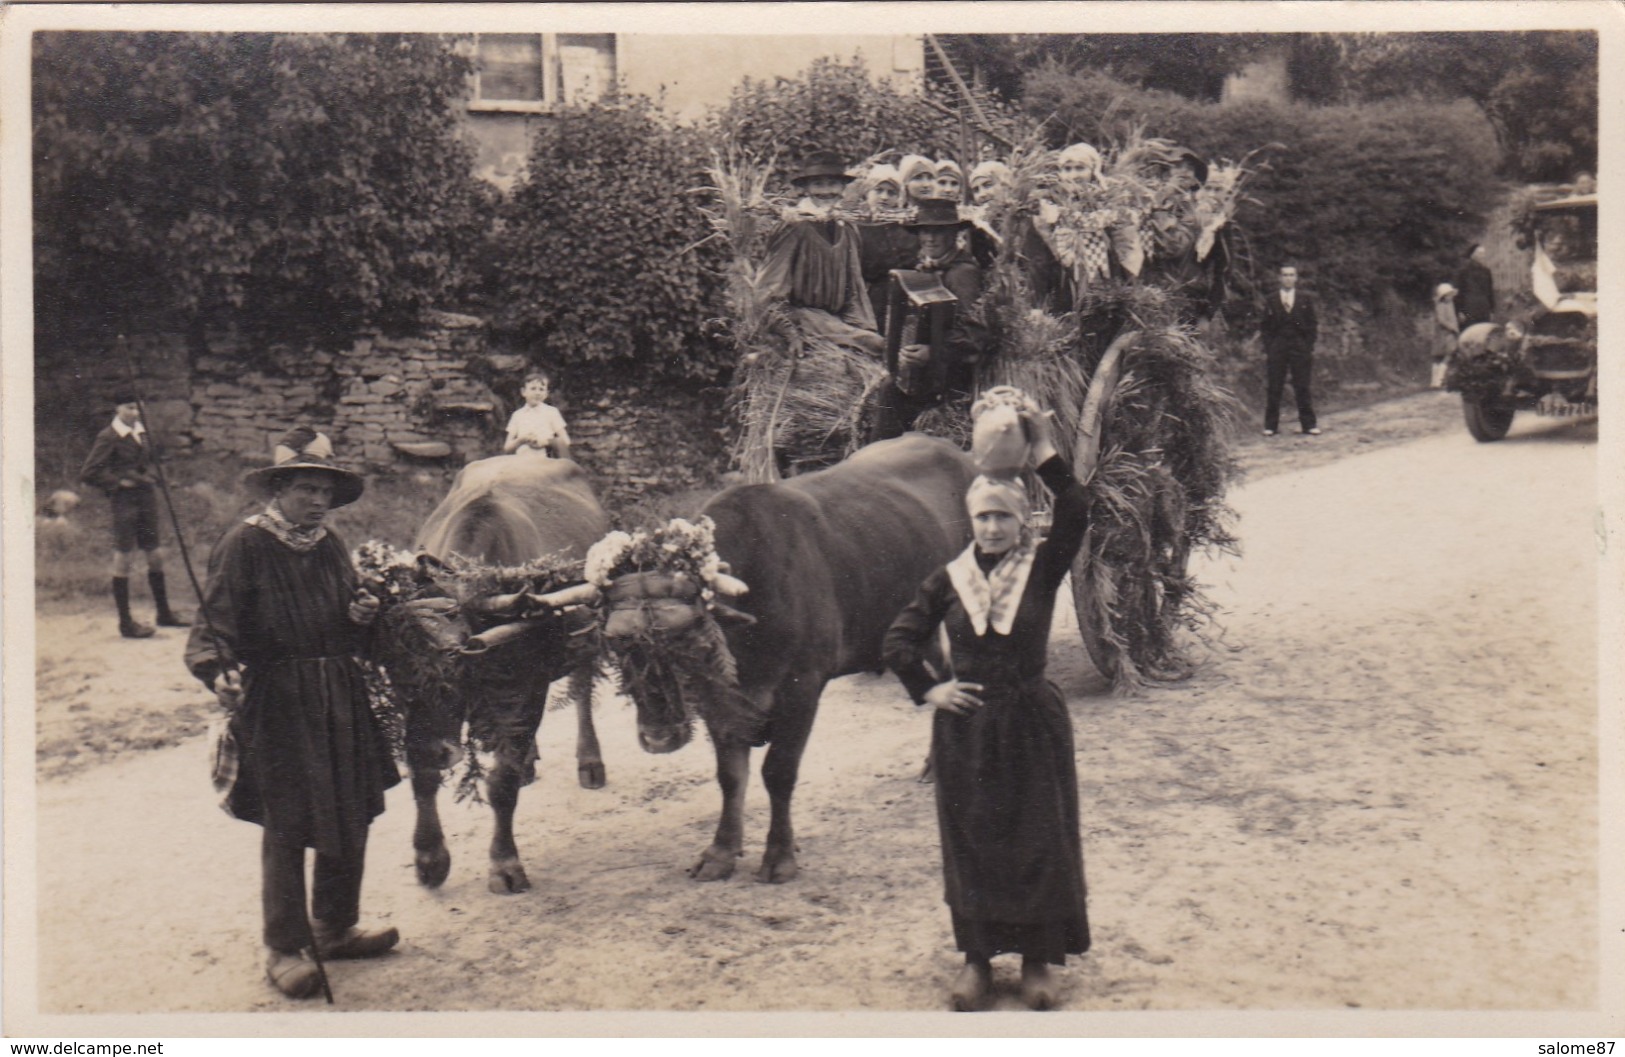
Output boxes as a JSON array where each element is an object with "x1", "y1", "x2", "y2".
[
  {"x1": 493, "y1": 95, "x2": 726, "y2": 380},
  {"x1": 1022, "y1": 66, "x2": 1502, "y2": 307},
  {"x1": 945, "y1": 33, "x2": 1275, "y2": 102},
  {"x1": 705, "y1": 56, "x2": 1031, "y2": 186},
  {"x1": 33, "y1": 31, "x2": 495, "y2": 342},
  {"x1": 946, "y1": 32, "x2": 1595, "y2": 185},
  {"x1": 1289, "y1": 32, "x2": 1596, "y2": 183}
]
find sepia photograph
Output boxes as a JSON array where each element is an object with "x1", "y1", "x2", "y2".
[{"x1": 3, "y1": 1, "x2": 1620, "y2": 1042}]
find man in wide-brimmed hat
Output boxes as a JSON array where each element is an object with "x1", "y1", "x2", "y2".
[
  {"x1": 874, "y1": 199, "x2": 990, "y2": 439},
  {"x1": 186, "y1": 427, "x2": 402, "y2": 1000},
  {"x1": 759, "y1": 148, "x2": 883, "y2": 354}
]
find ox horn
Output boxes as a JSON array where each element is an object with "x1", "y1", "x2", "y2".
[
  {"x1": 460, "y1": 619, "x2": 549, "y2": 655},
  {"x1": 531, "y1": 582, "x2": 602, "y2": 609},
  {"x1": 469, "y1": 590, "x2": 527, "y2": 616},
  {"x1": 713, "y1": 572, "x2": 749, "y2": 598}
]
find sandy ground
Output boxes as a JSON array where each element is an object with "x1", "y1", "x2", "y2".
[{"x1": 12, "y1": 391, "x2": 1607, "y2": 1030}]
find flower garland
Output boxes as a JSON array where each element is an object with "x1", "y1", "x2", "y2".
[
  {"x1": 353, "y1": 539, "x2": 421, "y2": 601},
  {"x1": 350, "y1": 538, "x2": 592, "y2": 799},
  {"x1": 584, "y1": 516, "x2": 724, "y2": 599}
]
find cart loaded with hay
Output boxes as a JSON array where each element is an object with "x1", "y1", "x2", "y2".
[{"x1": 699, "y1": 136, "x2": 1255, "y2": 689}]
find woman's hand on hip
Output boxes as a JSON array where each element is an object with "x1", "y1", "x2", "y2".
[{"x1": 925, "y1": 680, "x2": 984, "y2": 715}]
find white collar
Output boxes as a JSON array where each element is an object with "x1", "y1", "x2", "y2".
[
  {"x1": 945, "y1": 540, "x2": 1037, "y2": 637},
  {"x1": 111, "y1": 417, "x2": 146, "y2": 441}
]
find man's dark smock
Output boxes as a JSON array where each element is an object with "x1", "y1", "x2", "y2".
[
  {"x1": 759, "y1": 218, "x2": 878, "y2": 333},
  {"x1": 185, "y1": 521, "x2": 399, "y2": 860},
  {"x1": 883, "y1": 457, "x2": 1090, "y2": 964}
]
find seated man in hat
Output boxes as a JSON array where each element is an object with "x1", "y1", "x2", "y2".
[
  {"x1": 873, "y1": 198, "x2": 990, "y2": 439},
  {"x1": 185, "y1": 427, "x2": 402, "y2": 1000},
  {"x1": 758, "y1": 148, "x2": 884, "y2": 355}
]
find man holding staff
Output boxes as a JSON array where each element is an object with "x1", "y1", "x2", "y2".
[{"x1": 185, "y1": 427, "x2": 401, "y2": 999}]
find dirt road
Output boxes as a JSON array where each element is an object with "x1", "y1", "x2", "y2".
[{"x1": 14, "y1": 392, "x2": 1606, "y2": 1031}]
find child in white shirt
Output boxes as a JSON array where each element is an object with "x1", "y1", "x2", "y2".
[{"x1": 503, "y1": 371, "x2": 571, "y2": 459}]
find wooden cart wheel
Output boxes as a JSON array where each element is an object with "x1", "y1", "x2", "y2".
[{"x1": 1067, "y1": 330, "x2": 1136, "y2": 682}]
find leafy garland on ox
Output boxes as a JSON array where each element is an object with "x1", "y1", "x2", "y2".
[
  {"x1": 351, "y1": 539, "x2": 592, "y2": 804},
  {"x1": 585, "y1": 518, "x2": 768, "y2": 747}
]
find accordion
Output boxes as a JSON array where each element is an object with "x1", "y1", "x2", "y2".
[{"x1": 884, "y1": 269, "x2": 960, "y2": 398}]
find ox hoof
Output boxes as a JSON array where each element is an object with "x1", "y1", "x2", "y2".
[
  {"x1": 688, "y1": 851, "x2": 739, "y2": 882},
  {"x1": 415, "y1": 845, "x2": 452, "y2": 888},
  {"x1": 488, "y1": 860, "x2": 531, "y2": 895},
  {"x1": 755, "y1": 855, "x2": 799, "y2": 885},
  {"x1": 578, "y1": 762, "x2": 606, "y2": 790}
]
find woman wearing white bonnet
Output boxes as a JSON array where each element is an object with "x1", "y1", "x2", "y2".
[
  {"x1": 883, "y1": 397, "x2": 1092, "y2": 1012},
  {"x1": 1056, "y1": 141, "x2": 1104, "y2": 190},
  {"x1": 933, "y1": 157, "x2": 966, "y2": 203},
  {"x1": 858, "y1": 162, "x2": 919, "y2": 330},
  {"x1": 898, "y1": 153, "x2": 937, "y2": 205},
  {"x1": 968, "y1": 160, "x2": 1011, "y2": 206}
]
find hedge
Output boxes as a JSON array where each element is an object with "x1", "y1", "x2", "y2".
[
  {"x1": 33, "y1": 32, "x2": 495, "y2": 344},
  {"x1": 493, "y1": 95, "x2": 726, "y2": 381}
]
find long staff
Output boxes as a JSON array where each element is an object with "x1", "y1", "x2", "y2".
[{"x1": 116, "y1": 335, "x2": 335, "y2": 1004}]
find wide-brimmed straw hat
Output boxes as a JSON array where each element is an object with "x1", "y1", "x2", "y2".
[
  {"x1": 904, "y1": 198, "x2": 970, "y2": 230},
  {"x1": 790, "y1": 149, "x2": 856, "y2": 186},
  {"x1": 1435, "y1": 282, "x2": 1459, "y2": 299},
  {"x1": 242, "y1": 426, "x2": 365, "y2": 507}
]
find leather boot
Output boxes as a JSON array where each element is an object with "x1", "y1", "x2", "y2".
[
  {"x1": 113, "y1": 577, "x2": 154, "y2": 639},
  {"x1": 149, "y1": 570, "x2": 190, "y2": 626}
]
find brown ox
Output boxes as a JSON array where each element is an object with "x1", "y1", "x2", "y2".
[
  {"x1": 406, "y1": 455, "x2": 609, "y2": 894},
  {"x1": 604, "y1": 435, "x2": 975, "y2": 882}
]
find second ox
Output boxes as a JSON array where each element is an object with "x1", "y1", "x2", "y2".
[
  {"x1": 599, "y1": 434, "x2": 977, "y2": 882},
  {"x1": 398, "y1": 454, "x2": 609, "y2": 894}
]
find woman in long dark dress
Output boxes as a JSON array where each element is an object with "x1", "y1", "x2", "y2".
[{"x1": 882, "y1": 410, "x2": 1090, "y2": 1011}]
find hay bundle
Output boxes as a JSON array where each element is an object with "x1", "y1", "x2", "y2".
[
  {"x1": 699, "y1": 149, "x2": 890, "y2": 480},
  {"x1": 963, "y1": 138, "x2": 1245, "y2": 690},
  {"x1": 729, "y1": 337, "x2": 888, "y2": 479}
]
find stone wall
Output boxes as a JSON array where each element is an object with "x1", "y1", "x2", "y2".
[
  {"x1": 190, "y1": 311, "x2": 500, "y2": 469},
  {"x1": 35, "y1": 313, "x2": 731, "y2": 503}
]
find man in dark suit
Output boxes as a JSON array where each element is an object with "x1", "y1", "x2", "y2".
[
  {"x1": 80, "y1": 393, "x2": 190, "y2": 637},
  {"x1": 1455, "y1": 243, "x2": 1496, "y2": 328},
  {"x1": 1259, "y1": 263, "x2": 1320, "y2": 437}
]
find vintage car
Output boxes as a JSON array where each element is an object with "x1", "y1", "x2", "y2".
[{"x1": 1448, "y1": 191, "x2": 1597, "y2": 442}]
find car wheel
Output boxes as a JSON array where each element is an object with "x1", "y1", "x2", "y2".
[{"x1": 1463, "y1": 395, "x2": 1514, "y2": 442}]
